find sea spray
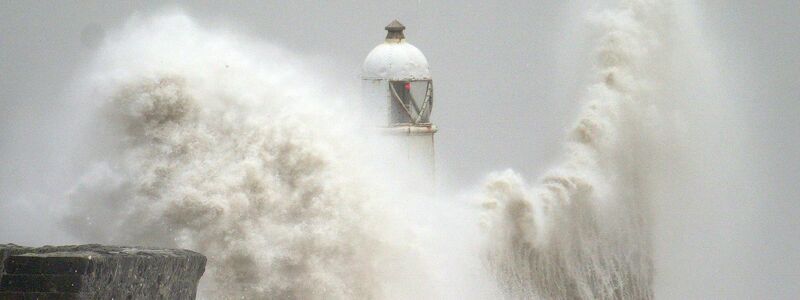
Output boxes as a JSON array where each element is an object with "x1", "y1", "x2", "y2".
[
  {"x1": 480, "y1": 1, "x2": 675, "y2": 298},
  {"x1": 61, "y1": 1, "x2": 692, "y2": 299},
  {"x1": 63, "y1": 14, "x2": 433, "y2": 299}
]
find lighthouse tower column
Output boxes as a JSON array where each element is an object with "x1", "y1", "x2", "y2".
[{"x1": 361, "y1": 20, "x2": 437, "y2": 189}]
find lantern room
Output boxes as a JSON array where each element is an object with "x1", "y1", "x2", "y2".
[{"x1": 361, "y1": 20, "x2": 434, "y2": 127}]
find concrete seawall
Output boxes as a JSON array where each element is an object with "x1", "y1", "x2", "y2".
[{"x1": 0, "y1": 244, "x2": 206, "y2": 299}]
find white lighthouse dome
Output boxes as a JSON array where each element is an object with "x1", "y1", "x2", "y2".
[{"x1": 361, "y1": 20, "x2": 431, "y2": 80}]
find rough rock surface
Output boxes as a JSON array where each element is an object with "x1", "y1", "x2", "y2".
[{"x1": 0, "y1": 244, "x2": 206, "y2": 300}]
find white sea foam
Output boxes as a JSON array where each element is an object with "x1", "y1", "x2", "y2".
[
  {"x1": 479, "y1": 1, "x2": 677, "y2": 298},
  {"x1": 61, "y1": 1, "x2": 733, "y2": 299},
  {"x1": 63, "y1": 14, "x2": 443, "y2": 299}
]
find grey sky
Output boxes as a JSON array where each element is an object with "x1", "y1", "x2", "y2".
[
  {"x1": 0, "y1": 0, "x2": 601, "y2": 188},
  {"x1": 1, "y1": 1, "x2": 799, "y2": 299}
]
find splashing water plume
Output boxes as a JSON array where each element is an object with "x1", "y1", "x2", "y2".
[
  {"x1": 64, "y1": 14, "x2": 443, "y2": 299},
  {"x1": 480, "y1": 0, "x2": 679, "y2": 298},
  {"x1": 59, "y1": 0, "x2": 723, "y2": 299}
]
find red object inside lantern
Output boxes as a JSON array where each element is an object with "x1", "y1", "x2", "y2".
[{"x1": 404, "y1": 82, "x2": 411, "y2": 90}]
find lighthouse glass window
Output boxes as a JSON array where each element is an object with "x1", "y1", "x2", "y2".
[{"x1": 389, "y1": 80, "x2": 433, "y2": 124}]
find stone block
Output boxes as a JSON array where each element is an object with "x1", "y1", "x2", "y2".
[{"x1": 0, "y1": 244, "x2": 205, "y2": 300}]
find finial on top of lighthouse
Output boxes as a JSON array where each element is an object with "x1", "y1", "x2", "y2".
[{"x1": 385, "y1": 20, "x2": 406, "y2": 41}]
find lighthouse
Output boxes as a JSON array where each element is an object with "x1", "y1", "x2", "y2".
[{"x1": 362, "y1": 20, "x2": 437, "y2": 187}]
